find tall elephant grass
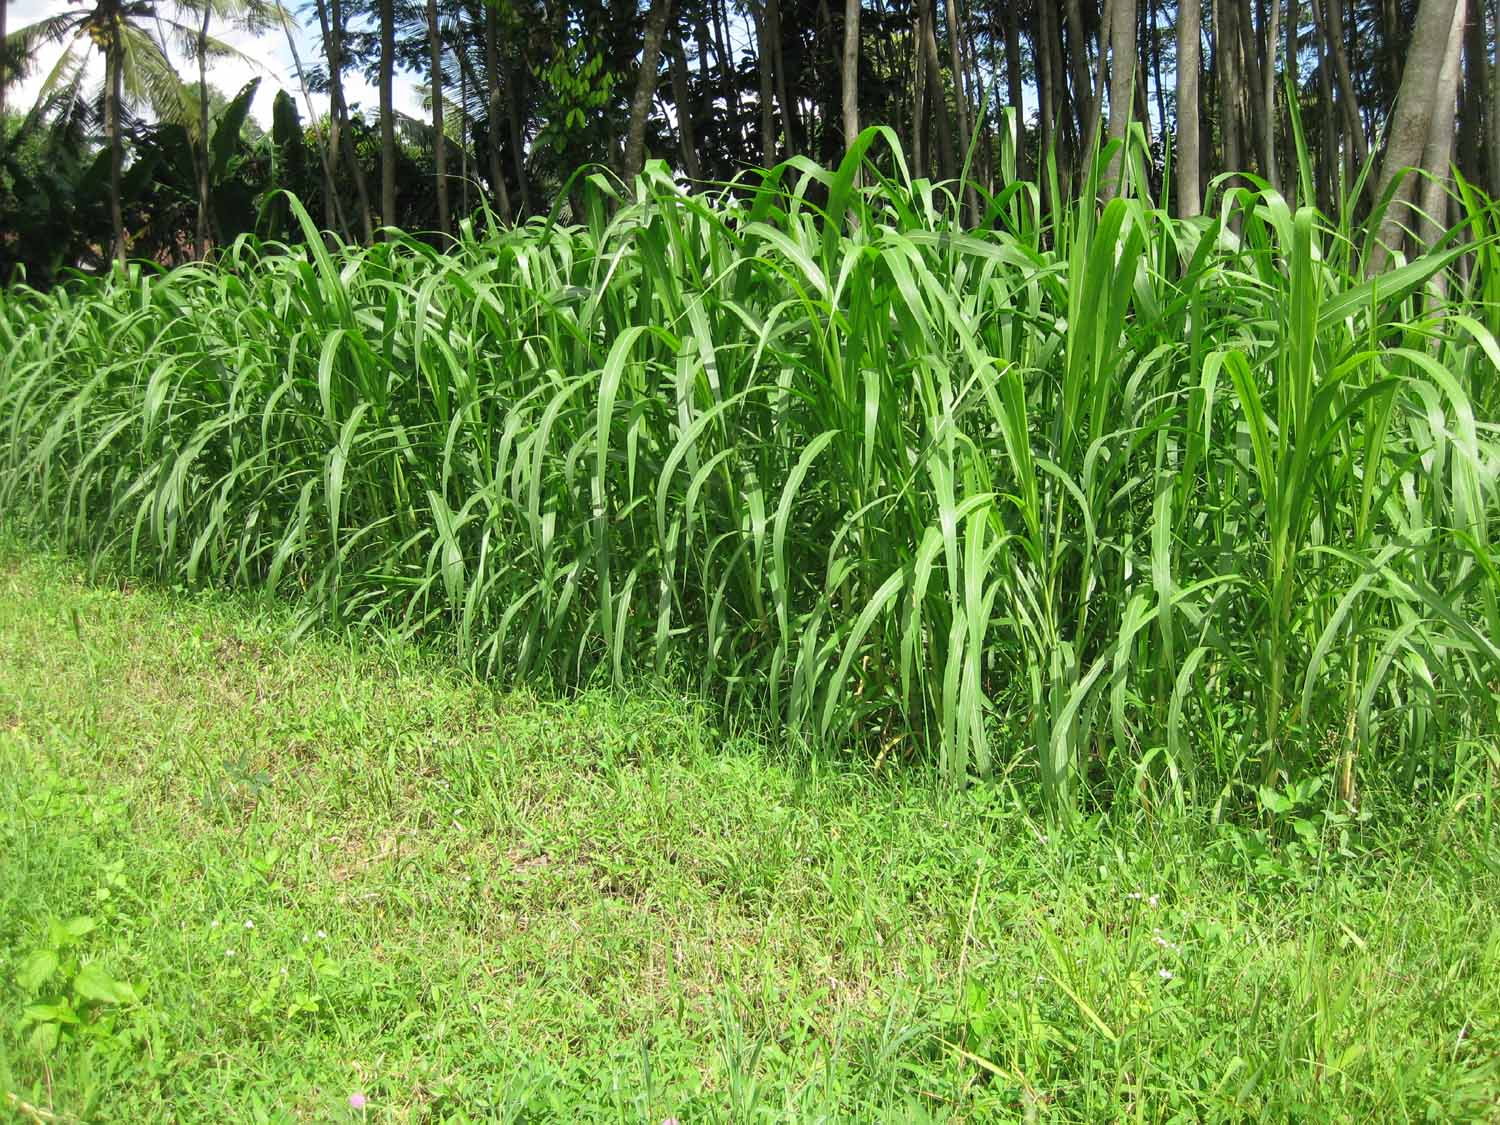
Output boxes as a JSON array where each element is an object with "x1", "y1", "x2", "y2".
[{"x1": 2, "y1": 129, "x2": 1497, "y2": 814}]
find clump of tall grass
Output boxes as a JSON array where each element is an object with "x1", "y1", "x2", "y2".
[{"x1": 2, "y1": 129, "x2": 1497, "y2": 813}]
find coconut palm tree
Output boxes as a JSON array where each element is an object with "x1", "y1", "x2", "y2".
[
  {"x1": 174, "y1": 0, "x2": 276, "y2": 256},
  {"x1": 9, "y1": 0, "x2": 207, "y2": 265}
]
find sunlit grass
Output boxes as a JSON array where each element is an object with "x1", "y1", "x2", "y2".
[{"x1": 1, "y1": 549, "x2": 1497, "y2": 1119}]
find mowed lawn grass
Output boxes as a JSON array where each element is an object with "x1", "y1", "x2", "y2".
[{"x1": 1, "y1": 546, "x2": 1499, "y2": 1122}]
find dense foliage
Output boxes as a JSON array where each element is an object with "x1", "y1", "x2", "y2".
[
  {"x1": 3, "y1": 0, "x2": 1496, "y2": 277},
  {"x1": 2, "y1": 136, "x2": 1497, "y2": 812}
]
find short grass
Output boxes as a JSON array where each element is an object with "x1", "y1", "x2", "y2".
[{"x1": 2, "y1": 546, "x2": 1499, "y2": 1122}]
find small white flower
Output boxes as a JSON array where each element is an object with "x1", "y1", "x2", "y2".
[
  {"x1": 1148, "y1": 894, "x2": 1160, "y2": 908},
  {"x1": 1128, "y1": 891, "x2": 1143, "y2": 901},
  {"x1": 316, "y1": 929, "x2": 327, "y2": 939},
  {"x1": 1158, "y1": 968, "x2": 1173, "y2": 981},
  {"x1": 280, "y1": 966, "x2": 288, "y2": 976},
  {"x1": 243, "y1": 920, "x2": 255, "y2": 930},
  {"x1": 210, "y1": 919, "x2": 221, "y2": 929},
  {"x1": 225, "y1": 948, "x2": 237, "y2": 958}
]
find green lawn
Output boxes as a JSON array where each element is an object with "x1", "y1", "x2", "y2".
[{"x1": 1, "y1": 547, "x2": 1498, "y2": 1122}]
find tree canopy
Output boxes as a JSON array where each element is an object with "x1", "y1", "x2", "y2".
[{"x1": 1, "y1": 0, "x2": 1495, "y2": 278}]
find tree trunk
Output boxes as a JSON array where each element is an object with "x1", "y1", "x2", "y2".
[
  {"x1": 106, "y1": 34, "x2": 125, "y2": 268},
  {"x1": 379, "y1": 0, "x2": 397, "y2": 231},
  {"x1": 912, "y1": 0, "x2": 927, "y2": 176},
  {"x1": 1037, "y1": 1, "x2": 1059, "y2": 196},
  {"x1": 1314, "y1": 0, "x2": 1369, "y2": 174},
  {"x1": 755, "y1": 0, "x2": 776, "y2": 163},
  {"x1": 277, "y1": 9, "x2": 347, "y2": 239},
  {"x1": 427, "y1": 0, "x2": 450, "y2": 235},
  {"x1": 1457, "y1": 0, "x2": 1485, "y2": 178},
  {"x1": 1215, "y1": 0, "x2": 1245, "y2": 178},
  {"x1": 317, "y1": 0, "x2": 374, "y2": 240},
  {"x1": 1084, "y1": 0, "x2": 1114, "y2": 173},
  {"x1": 507, "y1": 60, "x2": 530, "y2": 212},
  {"x1": 942, "y1": 0, "x2": 978, "y2": 216},
  {"x1": 1417, "y1": 0, "x2": 1467, "y2": 252},
  {"x1": 1316, "y1": 17, "x2": 1337, "y2": 213},
  {"x1": 769, "y1": 0, "x2": 798, "y2": 154},
  {"x1": 1262, "y1": 0, "x2": 1281, "y2": 189},
  {"x1": 459, "y1": 57, "x2": 469, "y2": 218},
  {"x1": 0, "y1": 0, "x2": 7, "y2": 134},
  {"x1": 1238, "y1": 0, "x2": 1267, "y2": 176},
  {"x1": 920, "y1": 0, "x2": 956, "y2": 180},
  {"x1": 1003, "y1": 2, "x2": 1025, "y2": 175},
  {"x1": 196, "y1": 3, "x2": 213, "y2": 259},
  {"x1": 1490, "y1": 0, "x2": 1500, "y2": 195},
  {"x1": 623, "y1": 0, "x2": 674, "y2": 180},
  {"x1": 484, "y1": 1, "x2": 513, "y2": 221},
  {"x1": 1285, "y1": 0, "x2": 1299, "y2": 198},
  {"x1": 1177, "y1": 0, "x2": 1203, "y2": 214},
  {"x1": 1150, "y1": 0, "x2": 1168, "y2": 139},
  {"x1": 711, "y1": 0, "x2": 738, "y2": 157},
  {"x1": 841, "y1": 0, "x2": 860, "y2": 147},
  {"x1": 1103, "y1": 0, "x2": 1136, "y2": 199},
  {"x1": 1064, "y1": 0, "x2": 1096, "y2": 144},
  {"x1": 1372, "y1": 0, "x2": 1461, "y2": 269},
  {"x1": 669, "y1": 31, "x2": 703, "y2": 177}
]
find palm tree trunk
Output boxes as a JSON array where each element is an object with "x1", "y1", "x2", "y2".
[
  {"x1": 196, "y1": 3, "x2": 213, "y2": 259},
  {"x1": 1417, "y1": 0, "x2": 1467, "y2": 254},
  {"x1": 0, "y1": 0, "x2": 8, "y2": 133},
  {"x1": 507, "y1": 60, "x2": 530, "y2": 212},
  {"x1": 1103, "y1": 0, "x2": 1135, "y2": 198},
  {"x1": 320, "y1": 0, "x2": 374, "y2": 240},
  {"x1": 1083, "y1": 0, "x2": 1113, "y2": 172},
  {"x1": 426, "y1": 0, "x2": 449, "y2": 235},
  {"x1": 710, "y1": 0, "x2": 737, "y2": 155},
  {"x1": 755, "y1": 0, "x2": 776, "y2": 163},
  {"x1": 459, "y1": 45, "x2": 469, "y2": 218},
  {"x1": 1316, "y1": 18, "x2": 1336, "y2": 213},
  {"x1": 1003, "y1": 2, "x2": 1026, "y2": 175},
  {"x1": 912, "y1": 0, "x2": 927, "y2": 175},
  {"x1": 1372, "y1": 0, "x2": 1461, "y2": 269},
  {"x1": 379, "y1": 0, "x2": 397, "y2": 231},
  {"x1": 917, "y1": 0, "x2": 954, "y2": 179},
  {"x1": 1285, "y1": 0, "x2": 1299, "y2": 198},
  {"x1": 1262, "y1": 0, "x2": 1281, "y2": 189},
  {"x1": 1064, "y1": 0, "x2": 1096, "y2": 143},
  {"x1": 106, "y1": 33, "x2": 125, "y2": 268},
  {"x1": 668, "y1": 31, "x2": 702, "y2": 177},
  {"x1": 942, "y1": 0, "x2": 978, "y2": 217},
  {"x1": 1490, "y1": 0, "x2": 1500, "y2": 195},
  {"x1": 1177, "y1": 0, "x2": 1203, "y2": 215},
  {"x1": 768, "y1": 0, "x2": 797, "y2": 154},
  {"x1": 623, "y1": 0, "x2": 673, "y2": 180},
  {"x1": 483, "y1": 1, "x2": 513, "y2": 220},
  {"x1": 1312, "y1": 0, "x2": 1368, "y2": 174},
  {"x1": 841, "y1": 0, "x2": 859, "y2": 147},
  {"x1": 1150, "y1": 0, "x2": 1168, "y2": 138},
  {"x1": 1237, "y1": 0, "x2": 1267, "y2": 177},
  {"x1": 1215, "y1": 0, "x2": 1245, "y2": 178},
  {"x1": 1457, "y1": 1, "x2": 1484, "y2": 178},
  {"x1": 1037, "y1": 1, "x2": 1059, "y2": 196}
]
